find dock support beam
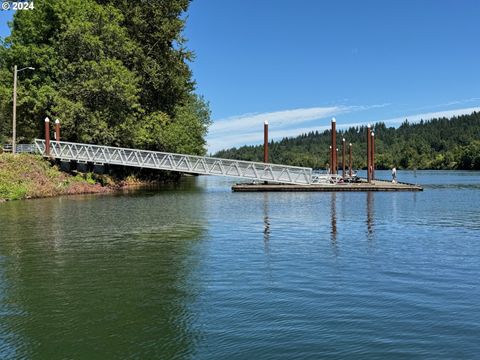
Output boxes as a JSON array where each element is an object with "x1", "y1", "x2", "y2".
[{"x1": 44, "y1": 117, "x2": 50, "y2": 156}]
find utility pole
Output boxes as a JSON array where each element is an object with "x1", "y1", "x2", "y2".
[
  {"x1": 12, "y1": 66, "x2": 17, "y2": 154},
  {"x1": 12, "y1": 65, "x2": 35, "y2": 154}
]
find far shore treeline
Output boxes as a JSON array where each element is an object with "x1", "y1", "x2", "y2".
[
  {"x1": 215, "y1": 112, "x2": 480, "y2": 170},
  {"x1": 0, "y1": 0, "x2": 210, "y2": 155}
]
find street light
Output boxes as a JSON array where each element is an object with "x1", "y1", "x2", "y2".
[{"x1": 12, "y1": 65, "x2": 35, "y2": 154}]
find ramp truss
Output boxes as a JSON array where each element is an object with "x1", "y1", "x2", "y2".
[{"x1": 34, "y1": 139, "x2": 315, "y2": 185}]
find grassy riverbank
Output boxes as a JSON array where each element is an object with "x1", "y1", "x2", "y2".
[{"x1": 0, "y1": 153, "x2": 119, "y2": 201}]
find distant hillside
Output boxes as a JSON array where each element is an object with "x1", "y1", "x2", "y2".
[{"x1": 214, "y1": 111, "x2": 480, "y2": 170}]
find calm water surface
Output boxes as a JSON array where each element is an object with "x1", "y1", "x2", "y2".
[{"x1": 0, "y1": 170, "x2": 479, "y2": 359}]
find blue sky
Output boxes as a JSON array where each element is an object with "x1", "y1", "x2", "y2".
[{"x1": 2, "y1": 1, "x2": 480, "y2": 152}]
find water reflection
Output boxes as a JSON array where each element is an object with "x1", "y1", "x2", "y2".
[
  {"x1": 2, "y1": 173, "x2": 480, "y2": 358},
  {"x1": 0, "y1": 181, "x2": 206, "y2": 359},
  {"x1": 330, "y1": 193, "x2": 338, "y2": 255},
  {"x1": 263, "y1": 193, "x2": 271, "y2": 252},
  {"x1": 367, "y1": 192, "x2": 374, "y2": 238}
]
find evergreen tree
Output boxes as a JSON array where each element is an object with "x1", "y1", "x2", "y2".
[{"x1": 0, "y1": 0, "x2": 210, "y2": 154}]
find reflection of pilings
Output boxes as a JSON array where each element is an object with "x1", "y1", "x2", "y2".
[
  {"x1": 331, "y1": 192, "x2": 337, "y2": 243},
  {"x1": 367, "y1": 192, "x2": 374, "y2": 237},
  {"x1": 263, "y1": 193, "x2": 270, "y2": 251}
]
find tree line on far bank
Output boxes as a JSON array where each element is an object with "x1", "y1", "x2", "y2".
[
  {"x1": 0, "y1": 0, "x2": 210, "y2": 155},
  {"x1": 215, "y1": 111, "x2": 480, "y2": 170}
]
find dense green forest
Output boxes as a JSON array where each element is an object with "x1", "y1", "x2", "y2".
[
  {"x1": 0, "y1": 0, "x2": 210, "y2": 154},
  {"x1": 215, "y1": 112, "x2": 480, "y2": 170}
]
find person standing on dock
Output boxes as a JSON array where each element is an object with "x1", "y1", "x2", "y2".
[{"x1": 392, "y1": 167, "x2": 397, "y2": 183}]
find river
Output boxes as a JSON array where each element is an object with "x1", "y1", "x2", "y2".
[{"x1": 0, "y1": 170, "x2": 479, "y2": 359}]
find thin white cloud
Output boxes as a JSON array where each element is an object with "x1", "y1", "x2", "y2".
[
  {"x1": 210, "y1": 104, "x2": 388, "y2": 135},
  {"x1": 208, "y1": 106, "x2": 480, "y2": 153},
  {"x1": 208, "y1": 104, "x2": 388, "y2": 152},
  {"x1": 210, "y1": 106, "x2": 346, "y2": 135},
  {"x1": 410, "y1": 98, "x2": 480, "y2": 112},
  {"x1": 378, "y1": 107, "x2": 480, "y2": 127}
]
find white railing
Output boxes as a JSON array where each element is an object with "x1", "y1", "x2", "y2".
[
  {"x1": 2, "y1": 144, "x2": 36, "y2": 153},
  {"x1": 34, "y1": 139, "x2": 314, "y2": 185}
]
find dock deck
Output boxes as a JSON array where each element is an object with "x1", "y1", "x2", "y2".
[{"x1": 232, "y1": 179, "x2": 423, "y2": 192}]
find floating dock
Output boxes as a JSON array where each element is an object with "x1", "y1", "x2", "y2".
[{"x1": 232, "y1": 179, "x2": 423, "y2": 192}]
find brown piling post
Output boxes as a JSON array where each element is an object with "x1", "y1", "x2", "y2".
[
  {"x1": 329, "y1": 145, "x2": 332, "y2": 174},
  {"x1": 44, "y1": 117, "x2": 50, "y2": 156},
  {"x1": 349, "y1": 143, "x2": 353, "y2": 177},
  {"x1": 336, "y1": 148, "x2": 339, "y2": 175},
  {"x1": 331, "y1": 118, "x2": 337, "y2": 174},
  {"x1": 371, "y1": 131, "x2": 375, "y2": 180},
  {"x1": 263, "y1": 120, "x2": 269, "y2": 184},
  {"x1": 342, "y1": 138, "x2": 346, "y2": 177},
  {"x1": 263, "y1": 120, "x2": 269, "y2": 163},
  {"x1": 367, "y1": 124, "x2": 371, "y2": 182},
  {"x1": 55, "y1": 119, "x2": 61, "y2": 143}
]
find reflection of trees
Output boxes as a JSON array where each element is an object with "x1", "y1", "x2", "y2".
[{"x1": 0, "y1": 183, "x2": 206, "y2": 359}]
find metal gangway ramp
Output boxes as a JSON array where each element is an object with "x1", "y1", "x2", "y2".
[{"x1": 34, "y1": 139, "x2": 313, "y2": 185}]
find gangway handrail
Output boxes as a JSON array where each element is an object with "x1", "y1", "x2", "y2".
[{"x1": 34, "y1": 139, "x2": 314, "y2": 185}]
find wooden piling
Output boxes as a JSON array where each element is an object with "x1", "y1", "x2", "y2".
[
  {"x1": 264, "y1": 120, "x2": 268, "y2": 163},
  {"x1": 331, "y1": 118, "x2": 337, "y2": 174},
  {"x1": 329, "y1": 145, "x2": 332, "y2": 174},
  {"x1": 44, "y1": 117, "x2": 50, "y2": 156},
  {"x1": 367, "y1": 124, "x2": 372, "y2": 182},
  {"x1": 349, "y1": 143, "x2": 352, "y2": 177},
  {"x1": 371, "y1": 132, "x2": 375, "y2": 180},
  {"x1": 55, "y1": 119, "x2": 61, "y2": 143},
  {"x1": 264, "y1": 120, "x2": 269, "y2": 184}
]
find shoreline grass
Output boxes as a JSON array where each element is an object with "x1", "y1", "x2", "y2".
[{"x1": 0, "y1": 153, "x2": 113, "y2": 201}]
